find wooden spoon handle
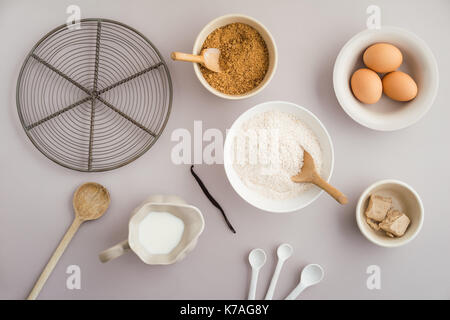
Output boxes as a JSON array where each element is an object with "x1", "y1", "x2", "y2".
[
  {"x1": 313, "y1": 175, "x2": 348, "y2": 205},
  {"x1": 171, "y1": 52, "x2": 203, "y2": 64},
  {"x1": 27, "y1": 217, "x2": 83, "y2": 300}
]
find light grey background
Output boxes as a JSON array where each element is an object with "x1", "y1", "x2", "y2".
[{"x1": 1, "y1": 0, "x2": 449, "y2": 300}]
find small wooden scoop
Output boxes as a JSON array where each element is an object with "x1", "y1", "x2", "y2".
[
  {"x1": 27, "y1": 182, "x2": 110, "y2": 300},
  {"x1": 291, "y1": 151, "x2": 348, "y2": 205},
  {"x1": 171, "y1": 48, "x2": 221, "y2": 72}
]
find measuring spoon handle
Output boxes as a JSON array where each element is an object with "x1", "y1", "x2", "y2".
[
  {"x1": 265, "y1": 260, "x2": 283, "y2": 300},
  {"x1": 285, "y1": 282, "x2": 307, "y2": 300},
  {"x1": 27, "y1": 217, "x2": 83, "y2": 300},
  {"x1": 248, "y1": 269, "x2": 259, "y2": 300}
]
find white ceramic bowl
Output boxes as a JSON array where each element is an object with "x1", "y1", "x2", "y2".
[
  {"x1": 193, "y1": 14, "x2": 278, "y2": 99},
  {"x1": 356, "y1": 180, "x2": 424, "y2": 248},
  {"x1": 224, "y1": 101, "x2": 334, "y2": 213},
  {"x1": 333, "y1": 27, "x2": 438, "y2": 131}
]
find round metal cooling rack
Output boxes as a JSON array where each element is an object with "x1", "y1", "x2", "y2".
[{"x1": 17, "y1": 18, "x2": 172, "y2": 172}]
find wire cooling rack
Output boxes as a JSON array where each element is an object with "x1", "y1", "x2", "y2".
[{"x1": 16, "y1": 19, "x2": 172, "y2": 172}]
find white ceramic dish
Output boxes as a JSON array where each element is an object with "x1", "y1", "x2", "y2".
[
  {"x1": 333, "y1": 27, "x2": 439, "y2": 131},
  {"x1": 193, "y1": 14, "x2": 278, "y2": 100},
  {"x1": 356, "y1": 180, "x2": 424, "y2": 248},
  {"x1": 99, "y1": 195, "x2": 204, "y2": 264},
  {"x1": 224, "y1": 101, "x2": 334, "y2": 213}
]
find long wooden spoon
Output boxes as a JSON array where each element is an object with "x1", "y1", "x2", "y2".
[
  {"x1": 291, "y1": 151, "x2": 348, "y2": 204},
  {"x1": 171, "y1": 48, "x2": 221, "y2": 72},
  {"x1": 27, "y1": 182, "x2": 110, "y2": 300}
]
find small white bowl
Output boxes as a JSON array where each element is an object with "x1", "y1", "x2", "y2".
[
  {"x1": 333, "y1": 27, "x2": 438, "y2": 131},
  {"x1": 224, "y1": 101, "x2": 334, "y2": 213},
  {"x1": 193, "y1": 14, "x2": 278, "y2": 100},
  {"x1": 356, "y1": 180, "x2": 424, "y2": 248}
]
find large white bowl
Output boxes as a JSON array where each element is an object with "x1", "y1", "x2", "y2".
[
  {"x1": 224, "y1": 101, "x2": 334, "y2": 213},
  {"x1": 193, "y1": 14, "x2": 278, "y2": 100},
  {"x1": 333, "y1": 27, "x2": 439, "y2": 131}
]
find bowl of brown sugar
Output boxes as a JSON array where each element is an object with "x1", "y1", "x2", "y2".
[{"x1": 193, "y1": 14, "x2": 278, "y2": 99}]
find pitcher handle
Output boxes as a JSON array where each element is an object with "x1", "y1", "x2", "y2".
[{"x1": 99, "y1": 240, "x2": 130, "y2": 263}]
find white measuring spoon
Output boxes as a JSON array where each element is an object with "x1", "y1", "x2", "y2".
[
  {"x1": 285, "y1": 264, "x2": 324, "y2": 300},
  {"x1": 248, "y1": 248, "x2": 266, "y2": 300},
  {"x1": 264, "y1": 243, "x2": 293, "y2": 300}
]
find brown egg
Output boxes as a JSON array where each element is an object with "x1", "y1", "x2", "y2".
[
  {"x1": 363, "y1": 43, "x2": 403, "y2": 73},
  {"x1": 350, "y1": 68, "x2": 382, "y2": 104},
  {"x1": 382, "y1": 71, "x2": 418, "y2": 102}
]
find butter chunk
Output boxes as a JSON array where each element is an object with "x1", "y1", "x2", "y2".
[
  {"x1": 379, "y1": 209, "x2": 410, "y2": 237},
  {"x1": 366, "y1": 218, "x2": 380, "y2": 231},
  {"x1": 365, "y1": 195, "x2": 392, "y2": 222}
]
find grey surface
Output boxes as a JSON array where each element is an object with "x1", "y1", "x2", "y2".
[{"x1": 0, "y1": 0, "x2": 449, "y2": 300}]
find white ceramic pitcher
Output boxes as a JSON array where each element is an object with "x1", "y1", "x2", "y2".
[{"x1": 99, "y1": 195, "x2": 204, "y2": 265}]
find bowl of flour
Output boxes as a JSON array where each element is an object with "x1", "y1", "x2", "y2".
[{"x1": 224, "y1": 101, "x2": 334, "y2": 213}]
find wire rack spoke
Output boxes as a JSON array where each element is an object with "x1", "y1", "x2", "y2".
[
  {"x1": 17, "y1": 19, "x2": 172, "y2": 172},
  {"x1": 26, "y1": 96, "x2": 92, "y2": 130},
  {"x1": 96, "y1": 96, "x2": 157, "y2": 137},
  {"x1": 30, "y1": 53, "x2": 92, "y2": 95},
  {"x1": 87, "y1": 98, "x2": 96, "y2": 170},
  {"x1": 97, "y1": 62, "x2": 164, "y2": 95},
  {"x1": 87, "y1": 21, "x2": 102, "y2": 171},
  {"x1": 92, "y1": 21, "x2": 102, "y2": 92}
]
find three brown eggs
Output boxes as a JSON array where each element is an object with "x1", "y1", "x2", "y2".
[{"x1": 351, "y1": 43, "x2": 418, "y2": 104}]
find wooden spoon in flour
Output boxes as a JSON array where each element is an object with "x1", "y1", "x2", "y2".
[
  {"x1": 171, "y1": 48, "x2": 221, "y2": 72},
  {"x1": 291, "y1": 151, "x2": 348, "y2": 204},
  {"x1": 27, "y1": 182, "x2": 110, "y2": 300}
]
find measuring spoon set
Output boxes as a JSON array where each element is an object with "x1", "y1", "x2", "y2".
[{"x1": 248, "y1": 244, "x2": 324, "y2": 300}]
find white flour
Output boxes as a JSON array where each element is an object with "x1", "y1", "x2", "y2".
[{"x1": 233, "y1": 110, "x2": 323, "y2": 200}]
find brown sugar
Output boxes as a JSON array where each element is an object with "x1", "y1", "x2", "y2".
[{"x1": 200, "y1": 23, "x2": 269, "y2": 95}]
